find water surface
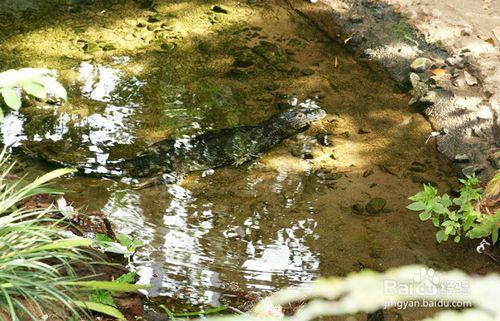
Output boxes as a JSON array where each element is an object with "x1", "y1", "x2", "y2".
[{"x1": 0, "y1": 0, "x2": 496, "y2": 315}]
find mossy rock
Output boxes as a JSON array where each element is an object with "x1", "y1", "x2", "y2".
[{"x1": 365, "y1": 198, "x2": 387, "y2": 215}]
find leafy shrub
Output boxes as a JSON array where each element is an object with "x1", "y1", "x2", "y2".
[
  {"x1": 200, "y1": 265, "x2": 500, "y2": 321},
  {"x1": 0, "y1": 151, "x2": 143, "y2": 321},
  {"x1": 407, "y1": 174, "x2": 499, "y2": 243},
  {"x1": 0, "y1": 68, "x2": 67, "y2": 120}
]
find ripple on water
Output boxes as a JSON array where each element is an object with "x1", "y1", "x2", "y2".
[{"x1": 99, "y1": 174, "x2": 321, "y2": 307}]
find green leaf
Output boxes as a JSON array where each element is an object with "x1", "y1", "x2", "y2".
[
  {"x1": 116, "y1": 233, "x2": 132, "y2": 248},
  {"x1": 441, "y1": 194, "x2": 452, "y2": 207},
  {"x1": 31, "y1": 168, "x2": 77, "y2": 186},
  {"x1": 436, "y1": 230, "x2": 447, "y2": 242},
  {"x1": 115, "y1": 272, "x2": 138, "y2": 284},
  {"x1": 433, "y1": 203, "x2": 447, "y2": 214},
  {"x1": 3, "y1": 238, "x2": 94, "y2": 259},
  {"x1": 1, "y1": 87, "x2": 21, "y2": 110},
  {"x1": 95, "y1": 233, "x2": 114, "y2": 243},
  {"x1": 22, "y1": 81, "x2": 47, "y2": 99},
  {"x1": 89, "y1": 289, "x2": 116, "y2": 308},
  {"x1": 454, "y1": 235, "x2": 461, "y2": 243},
  {"x1": 419, "y1": 211, "x2": 432, "y2": 221},
  {"x1": 492, "y1": 228, "x2": 498, "y2": 244},
  {"x1": 74, "y1": 301, "x2": 126, "y2": 321},
  {"x1": 444, "y1": 225, "x2": 454, "y2": 235},
  {"x1": 406, "y1": 202, "x2": 426, "y2": 211},
  {"x1": 0, "y1": 108, "x2": 4, "y2": 122},
  {"x1": 61, "y1": 280, "x2": 148, "y2": 292}
]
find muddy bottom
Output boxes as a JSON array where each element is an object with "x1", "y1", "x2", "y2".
[{"x1": 0, "y1": 0, "x2": 496, "y2": 318}]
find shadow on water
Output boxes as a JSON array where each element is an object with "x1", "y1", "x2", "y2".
[{"x1": 0, "y1": 0, "x2": 497, "y2": 315}]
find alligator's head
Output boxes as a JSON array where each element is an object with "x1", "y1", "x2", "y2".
[{"x1": 277, "y1": 101, "x2": 326, "y2": 131}]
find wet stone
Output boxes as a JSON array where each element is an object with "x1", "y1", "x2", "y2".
[
  {"x1": 462, "y1": 165, "x2": 484, "y2": 176},
  {"x1": 419, "y1": 90, "x2": 439, "y2": 105},
  {"x1": 352, "y1": 203, "x2": 365, "y2": 215},
  {"x1": 314, "y1": 169, "x2": 343, "y2": 181},
  {"x1": 101, "y1": 44, "x2": 116, "y2": 51},
  {"x1": 453, "y1": 154, "x2": 470, "y2": 163},
  {"x1": 147, "y1": 15, "x2": 162, "y2": 23},
  {"x1": 233, "y1": 59, "x2": 254, "y2": 68},
  {"x1": 410, "y1": 57, "x2": 433, "y2": 73},
  {"x1": 301, "y1": 68, "x2": 315, "y2": 76},
  {"x1": 365, "y1": 198, "x2": 387, "y2": 215},
  {"x1": 409, "y1": 161, "x2": 426, "y2": 172},
  {"x1": 160, "y1": 42, "x2": 176, "y2": 51},
  {"x1": 274, "y1": 101, "x2": 290, "y2": 111},
  {"x1": 316, "y1": 132, "x2": 332, "y2": 146},
  {"x1": 409, "y1": 72, "x2": 421, "y2": 88},
  {"x1": 445, "y1": 56, "x2": 465, "y2": 68},
  {"x1": 302, "y1": 152, "x2": 314, "y2": 160},
  {"x1": 411, "y1": 174, "x2": 437, "y2": 187},
  {"x1": 266, "y1": 83, "x2": 280, "y2": 91},
  {"x1": 256, "y1": 93, "x2": 273, "y2": 102},
  {"x1": 226, "y1": 68, "x2": 246, "y2": 77},
  {"x1": 275, "y1": 64, "x2": 292, "y2": 72},
  {"x1": 362, "y1": 169, "x2": 374, "y2": 177},
  {"x1": 82, "y1": 42, "x2": 100, "y2": 53},
  {"x1": 211, "y1": 5, "x2": 228, "y2": 14},
  {"x1": 349, "y1": 15, "x2": 364, "y2": 23}
]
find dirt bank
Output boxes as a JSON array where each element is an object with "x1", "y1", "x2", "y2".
[{"x1": 289, "y1": 0, "x2": 499, "y2": 181}]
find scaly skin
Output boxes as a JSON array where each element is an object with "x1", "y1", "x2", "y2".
[{"x1": 37, "y1": 104, "x2": 326, "y2": 185}]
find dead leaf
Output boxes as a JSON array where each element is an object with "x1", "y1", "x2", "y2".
[
  {"x1": 431, "y1": 68, "x2": 447, "y2": 77},
  {"x1": 485, "y1": 37, "x2": 495, "y2": 46},
  {"x1": 478, "y1": 33, "x2": 496, "y2": 46},
  {"x1": 492, "y1": 26, "x2": 500, "y2": 43},
  {"x1": 464, "y1": 70, "x2": 478, "y2": 86},
  {"x1": 334, "y1": 56, "x2": 339, "y2": 68}
]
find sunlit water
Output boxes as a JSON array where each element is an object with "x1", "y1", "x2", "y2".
[{"x1": 0, "y1": 0, "x2": 496, "y2": 314}]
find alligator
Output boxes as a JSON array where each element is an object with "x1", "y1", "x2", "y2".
[{"x1": 33, "y1": 103, "x2": 326, "y2": 187}]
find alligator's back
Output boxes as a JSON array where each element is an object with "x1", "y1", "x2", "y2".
[{"x1": 42, "y1": 103, "x2": 325, "y2": 179}]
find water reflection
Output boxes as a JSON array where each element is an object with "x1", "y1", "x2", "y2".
[
  {"x1": 101, "y1": 171, "x2": 320, "y2": 307},
  {"x1": 0, "y1": 58, "x2": 145, "y2": 172},
  {"x1": 0, "y1": 112, "x2": 26, "y2": 147}
]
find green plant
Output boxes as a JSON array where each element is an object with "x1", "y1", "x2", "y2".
[
  {"x1": 0, "y1": 151, "x2": 143, "y2": 320},
  {"x1": 407, "y1": 175, "x2": 499, "y2": 243},
  {"x1": 199, "y1": 265, "x2": 500, "y2": 321},
  {"x1": 88, "y1": 272, "x2": 138, "y2": 308},
  {"x1": 0, "y1": 68, "x2": 67, "y2": 120},
  {"x1": 95, "y1": 233, "x2": 144, "y2": 260}
]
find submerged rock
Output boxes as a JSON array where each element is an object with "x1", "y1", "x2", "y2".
[
  {"x1": 316, "y1": 132, "x2": 332, "y2": 146},
  {"x1": 462, "y1": 165, "x2": 484, "y2": 176},
  {"x1": 365, "y1": 198, "x2": 387, "y2": 215},
  {"x1": 408, "y1": 161, "x2": 426, "y2": 172},
  {"x1": 82, "y1": 42, "x2": 100, "y2": 53},
  {"x1": 160, "y1": 42, "x2": 176, "y2": 51},
  {"x1": 101, "y1": 43, "x2": 116, "y2": 51},
  {"x1": 453, "y1": 154, "x2": 470, "y2": 163},
  {"x1": 410, "y1": 57, "x2": 432, "y2": 73},
  {"x1": 211, "y1": 5, "x2": 228, "y2": 14},
  {"x1": 301, "y1": 68, "x2": 315, "y2": 76}
]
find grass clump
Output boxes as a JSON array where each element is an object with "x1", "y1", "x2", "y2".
[{"x1": 0, "y1": 151, "x2": 141, "y2": 321}]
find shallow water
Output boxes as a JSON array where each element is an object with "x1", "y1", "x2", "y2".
[{"x1": 0, "y1": 0, "x2": 496, "y2": 315}]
